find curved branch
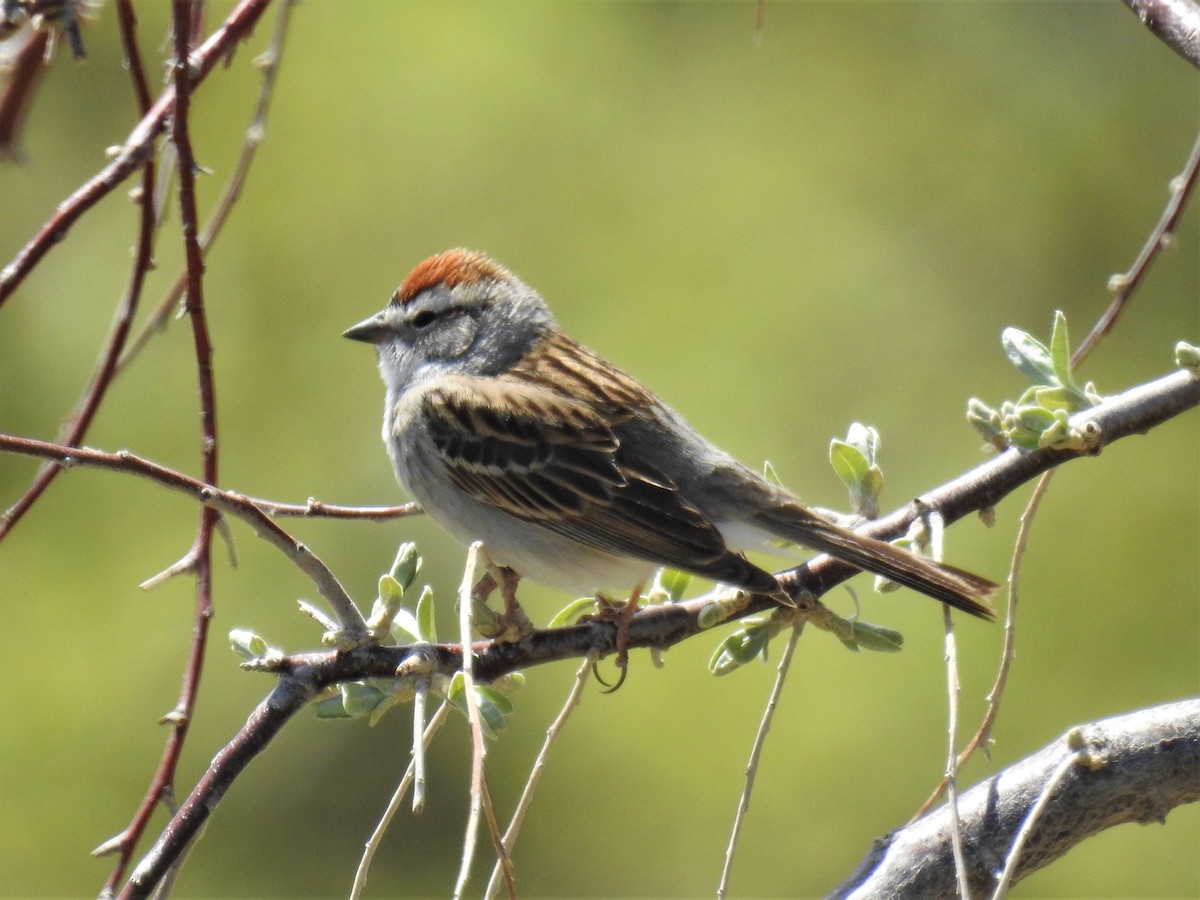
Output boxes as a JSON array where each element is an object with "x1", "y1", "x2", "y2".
[
  {"x1": 121, "y1": 673, "x2": 323, "y2": 900},
  {"x1": 1124, "y1": 0, "x2": 1200, "y2": 70},
  {"x1": 90, "y1": 364, "x2": 1197, "y2": 897},
  {"x1": 2, "y1": 365, "x2": 1196, "y2": 669},
  {"x1": 831, "y1": 698, "x2": 1200, "y2": 898},
  {"x1": 0, "y1": 437, "x2": 370, "y2": 641}
]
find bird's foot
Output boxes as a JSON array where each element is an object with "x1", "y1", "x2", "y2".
[{"x1": 581, "y1": 585, "x2": 643, "y2": 693}]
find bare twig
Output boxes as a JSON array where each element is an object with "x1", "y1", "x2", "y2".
[
  {"x1": 990, "y1": 753, "x2": 1077, "y2": 899},
  {"x1": 484, "y1": 654, "x2": 596, "y2": 900},
  {"x1": 0, "y1": 0, "x2": 274, "y2": 307},
  {"x1": 0, "y1": 26, "x2": 49, "y2": 158},
  {"x1": 913, "y1": 471, "x2": 1054, "y2": 821},
  {"x1": 941, "y1": 607, "x2": 969, "y2": 900},
  {"x1": 95, "y1": 3, "x2": 224, "y2": 892},
  {"x1": 0, "y1": 0, "x2": 161, "y2": 543},
  {"x1": 454, "y1": 542, "x2": 489, "y2": 900},
  {"x1": 121, "y1": 673, "x2": 327, "y2": 900},
  {"x1": 0, "y1": 436, "x2": 370, "y2": 641},
  {"x1": 1073, "y1": 126, "x2": 1200, "y2": 366},
  {"x1": 245, "y1": 496, "x2": 421, "y2": 520},
  {"x1": 350, "y1": 700, "x2": 453, "y2": 900},
  {"x1": 116, "y1": 0, "x2": 299, "y2": 374},
  {"x1": 717, "y1": 622, "x2": 804, "y2": 898}
]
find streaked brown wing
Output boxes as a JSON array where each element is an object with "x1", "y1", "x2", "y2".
[{"x1": 419, "y1": 355, "x2": 741, "y2": 576}]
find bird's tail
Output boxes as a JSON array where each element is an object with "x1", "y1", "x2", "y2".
[{"x1": 751, "y1": 503, "x2": 997, "y2": 620}]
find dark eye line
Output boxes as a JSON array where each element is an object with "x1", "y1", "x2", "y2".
[{"x1": 409, "y1": 309, "x2": 438, "y2": 329}]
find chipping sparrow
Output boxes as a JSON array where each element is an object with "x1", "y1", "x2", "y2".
[{"x1": 345, "y1": 249, "x2": 995, "y2": 619}]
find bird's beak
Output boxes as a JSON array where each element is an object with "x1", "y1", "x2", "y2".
[{"x1": 343, "y1": 313, "x2": 389, "y2": 344}]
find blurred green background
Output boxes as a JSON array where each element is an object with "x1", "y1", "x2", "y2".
[{"x1": 1, "y1": 2, "x2": 1197, "y2": 897}]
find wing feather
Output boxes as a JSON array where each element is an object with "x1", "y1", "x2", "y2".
[{"x1": 418, "y1": 335, "x2": 771, "y2": 590}]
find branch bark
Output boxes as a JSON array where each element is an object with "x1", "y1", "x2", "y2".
[
  {"x1": 831, "y1": 698, "x2": 1200, "y2": 898},
  {"x1": 1124, "y1": 0, "x2": 1200, "y2": 70}
]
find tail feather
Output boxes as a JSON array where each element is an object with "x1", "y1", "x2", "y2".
[{"x1": 751, "y1": 504, "x2": 997, "y2": 620}]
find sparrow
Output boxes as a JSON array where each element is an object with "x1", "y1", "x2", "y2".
[{"x1": 345, "y1": 249, "x2": 995, "y2": 619}]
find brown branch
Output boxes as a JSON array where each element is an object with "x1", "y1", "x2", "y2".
[
  {"x1": 3, "y1": 367, "x2": 1196, "y2": 686},
  {"x1": 98, "y1": 4, "x2": 220, "y2": 891},
  {"x1": 120, "y1": 673, "x2": 324, "y2": 900},
  {"x1": 0, "y1": 0, "x2": 273, "y2": 308},
  {"x1": 1073, "y1": 125, "x2": 1200, "y2": 366},
  {"x1": 0, "y1": 435, "x2": 371, "y2": 641},
  {"x1": 0, "y1": 27, "x2": 49, "y2": 159},
  {"x1": 0, "y1": 3, "x2": 160, "y2": 544},
  {"x1": 72, "y1": 364, "x2": 1194, "y2": 897},
  {"x1": 1124, "y1": 0, "x2": 1200, "y2": 69},
  {"x1": 830, "y1": 698, "x2": 1200, "y2": 898},
  {"x1": 246, "y1": 497, "x2": 422, "y2": 520},
  {"x1": 116, "y1": 0, "x2": 298, "y2": 375}
]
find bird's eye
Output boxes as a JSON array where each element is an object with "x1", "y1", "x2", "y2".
[{"x1": 410, "y1": 310, "x2": 438, "y2": 329}]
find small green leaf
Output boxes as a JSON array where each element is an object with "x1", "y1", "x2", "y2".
[
  {"x1": 1035, "y1": 411, "x2": 1072, "y2": 448},
  {"x1": 468, "y1": 596, "x2": 506, "y2": 638},
  {"x1": 1175, "y1": 341, "x2": 1200, "y2": 370},
  {"x1": 314, "y1": 694, "x2": 353, "y2": 719},
  {"x1": 1001, "y1": 328, "x2": 1055, "y2": 385},
  {"x1": 844, "y1": 620, "x2": 904, "y2": 652},
  {"x1": 340, "y1": 682, "x2": 387, "y2": 717},
  {"x1": 860, "y1": 465, "x2": 884, "y2": 500},
  {"x1": 708, "y1": 622, "x2": 772, "y2": 675},
  {"x1": 1048, "y1": 310, "x2": 1073, "y2": 390},
  {"x1": 548, "y1": 596, "x2": 599, "y2": 628},
  {"x1": 378, "y1": 574, "x2": 404, "y2": 611},
  {"x1": 415, "y1": 584, "x2": 436, "y2": 642},
  {"x1": 228, "y1": 629, "x2": 278, "y2": 661},
  {"x1": 830, "y1": 439, "x2": 869, "y2": 490},
  {"x1": 1032, "y1": 385, "x2": 1081, "y2": 412},
  {"x1": 476, "y1": 685, "x2": 515, "y2": 717},
  {"x1": 655, "y1": 567, "x2": 693, "y2": 602},
  {"x1": 389, "y1": 608, "x2": 422, "y2": 644},
  {"x1": 967, "y1": 398, "x2": 1007, "y2": 450},
  {"x1": 389, "y1": 542, "x2": 421, "y2": 591},
  {"x1": 845, "y1": 423, "x2": 880, "y2": 465},
  {"x1": 1012, "y1": 404, "x2": 1057, "y2": 433}
]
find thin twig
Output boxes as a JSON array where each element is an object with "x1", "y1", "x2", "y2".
[
  {"x1": 1123, "y1": 0, "x2": 1200, "y2": 70},
  {"x1": 349, "y1": 700, "x2": 453, "y2": 900},
  {"x1": 1072, "y1": 125, "x2": 1200, "y2": 366},
  {"x1": 116, "y1": 0, "x2": 299, "y2": 375},
  {"x1": 912, "y1": 471, "x2": 1054, "y2": 820},
  {"x1": 0, "y1": 0, "x2": 274, "y2": 307},
  {"x1": 942, "y1": 605, "x2": 970, "y2": 900},
  {"x1": 0, "y1": 27, "x2": 49, "y2": 158},
  {"x1": 454, "y1": 542, "x2": 487, "y2": 900},
  {"x1": 99, "y1": 3, "x2": 225, "y2": 893},
  {"x1": 0, "y1": 0, "x2": 160, "y2": 543},
  {"x1": 990, "y1": 753, "x2": 1079, "y2": 899},
  {"x1": 717, "y1": 622, "x2": 804, "y2": 899},
  {"x1": 244, "y1": 497, "x2": 420, "y2": 520},
  {"x1": 483, "y1": 654, "x2": 595, "y2": 900},
  {"x1": 0, "y1": 436, "x2": 370, "y2": 642},
  {"x1": 121, "y1": 674, "x2": 325, "y2": 899}
]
